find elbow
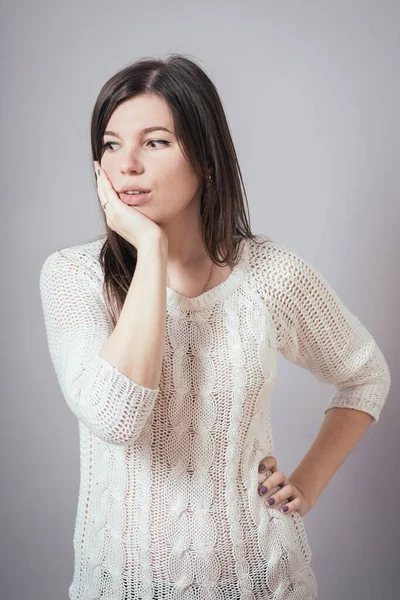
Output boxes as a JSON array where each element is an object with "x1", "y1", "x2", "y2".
[
  {"x1": 87, "y1": 423, "x2": 147, "y2": 446},
  {"x1": 382, "y1": 358, "x2": 391, "y2": 395},
  {"x1": 76, "y1": 407, "x2": 153, "y2": 446},
  {"x1": 326, "y1": 359, "x2": 392, "y2": 425},
  {"x1": 372, "y1": 354, "x2": 392, "y2": 415},
  {"x1": 71, "y1": 383, "x2": 159, "y2": 446},
  {"x1": 61, "y1": 356, "x2": 160, "y2": 445},
  {"x1": 374, "y1": 359, "x2": 391, "y2": 422}
]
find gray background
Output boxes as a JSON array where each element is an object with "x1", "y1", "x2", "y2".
[{"x1": 1, "y1": 1, "x2": 399, "y2": 598}]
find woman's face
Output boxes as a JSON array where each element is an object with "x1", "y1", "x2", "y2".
[{"x1": 100, "y1": 93, "x2": 202, "y2": 223}]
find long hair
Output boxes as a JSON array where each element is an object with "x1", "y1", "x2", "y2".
[{"x1": 90, "y1": 53, "x2": 266, "y2": 327}]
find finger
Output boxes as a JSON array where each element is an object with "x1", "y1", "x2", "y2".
[
  {"x1": 263, "y1": 482, "x2": 294, "y2": 507},
  {"x1": 97, "y1": 163, "x2": 117, "y2": 197},
  {"x1": 94, "y1": 160, "x2": 101, "y2": 176},
  {"x1": 97, "y1": 183, "x2": 108, "y2": 211},
  {"x1": 263, "y1": 484, "x2": 296, "y2": 512},
  {"x1": 258, "y1": 469, "x2": 286, "y2": 496},
  {"x1": 258, "y1": 456, "x2": 280, "y2": 494},
  {"x1": 94, "y1": 161, "x2": 103, "y2": 186},
  {"x1": 95, "y1": 164, "x2": 111, "y2": 210},
  {"x1": 263, "y1": 475, "x2": 300, "y2": 514},
  {"x1": 279, "y1": 496, "x2": 301, "y2": 515},
  {"x1": 258, "y1": 455, "x2": 277, "y2": 474}
]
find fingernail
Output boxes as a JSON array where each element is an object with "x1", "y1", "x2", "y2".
[
  {"x1": 258, "y1": 464, "x2": 265, "y2": 472},
  {"x1": 281, "y1": 506, "x2": 289, "y2": 512},
  {"x1": 267, "y1": 498, "x2": 275, "y2": 505},
  {"x1": 259, "y1": 486, "x2": 268, "y2": 495}
]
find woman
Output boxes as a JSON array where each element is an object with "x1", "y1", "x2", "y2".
[{"x1": 39, "y1": 54, "x2": 391, "y2": 599}]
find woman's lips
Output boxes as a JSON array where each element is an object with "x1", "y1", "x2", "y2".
[{"x1": 119, "y1": 191, "x2": 151, "y2": 206}]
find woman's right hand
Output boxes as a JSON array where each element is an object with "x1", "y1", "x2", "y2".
[{"x1": 94, "y1": 161, "x2": 166, "y2": 249}]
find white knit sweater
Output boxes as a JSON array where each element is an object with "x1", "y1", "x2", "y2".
[{"x1": 39, "y1": 234, "x2": 390, "y2": 600}]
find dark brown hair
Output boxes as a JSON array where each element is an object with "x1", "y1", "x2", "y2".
[{"x1": 90, "y1": 53, "x2": 265, "y2": 326}]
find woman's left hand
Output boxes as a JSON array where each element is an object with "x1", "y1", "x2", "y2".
[{"x1": 258, "y1": 455, "x2": 313, "y2": 518}]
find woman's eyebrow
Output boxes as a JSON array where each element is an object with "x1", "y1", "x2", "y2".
[{"x1": 103, "y1": 126, "x2": 174, "y2": 138}]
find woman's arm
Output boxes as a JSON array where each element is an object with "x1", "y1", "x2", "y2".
[
  {"x1": 270, "y1": 242, "x2": 391, "y2": 424},
  {"x1": 99, "y1": 236, "x2": 168, "y2": 389},
  {"x1": 289, "y1": 406, "x2": 374, "y2": 509},
  {"x1": 39, "y1": 239, "x2": 167, "y2": 446},
  {"x1": 264, "y1": 241, "x2": 391, "y2": 506}
]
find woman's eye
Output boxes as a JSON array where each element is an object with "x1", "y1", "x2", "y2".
[
  {"x1": 102, "y1": 140, "x2": 169, "y2": 152},
  {"x1": 102, "y1": 141, "x2": 118, "y2": 151},
  {"x1": 147, "y1": 139, "x2": 170, "y2": 148}
]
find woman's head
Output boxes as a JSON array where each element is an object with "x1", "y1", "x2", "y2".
[
  {"x1": 97, "y1": 92, "x2": 205, "y2": 226},
  {"x1": 90, "y1": 54, "x2": 262, "y2": 325}
]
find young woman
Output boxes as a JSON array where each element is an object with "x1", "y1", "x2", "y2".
[{"x1": 39, "y1": 54, "x2": 391, "y2": 599}]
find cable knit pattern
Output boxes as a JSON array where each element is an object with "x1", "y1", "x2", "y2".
[{"x1": 39, "y1": 234, "x2": 390, "y2": 600}]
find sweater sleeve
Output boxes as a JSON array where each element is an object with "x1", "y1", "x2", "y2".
[
  {"x1": 39, "y1": 249, "x2": 160, "y2": 445},
  {"x1": 270, "y1": 243, "x2": 391, "y2": 424}
]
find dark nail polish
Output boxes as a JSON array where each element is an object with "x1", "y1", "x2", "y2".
[
  {"x1": 258, "y1": 464, "x2": 265, "y2": 472},
  {"x1": 267, "y1": 498, "x2": 275, "y2": 505},
  {"x1": 282, "y1": 506, "x2": 289, "y2": 512},
  {"x1": 259, "y1": 486, "x2": 268, "y2": 495}
]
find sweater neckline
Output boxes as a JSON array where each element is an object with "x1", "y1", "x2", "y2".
[{"x1": 166, "y1": 237, "x2": 250, "y2": 311}]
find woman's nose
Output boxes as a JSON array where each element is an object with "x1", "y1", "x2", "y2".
[{"x1": 120, "y1": 161, "x2": 144, "y2": 174}]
